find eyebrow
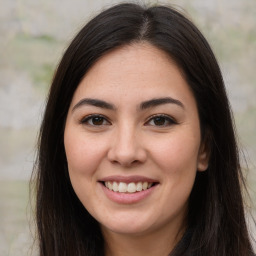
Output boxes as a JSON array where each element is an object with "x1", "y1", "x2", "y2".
[
  {"x1": 72, "y1": 97, "x2": 184, "y2": 112},
  {"x1": 72, "y1": 98, "x2": 115, "y2": 112},
  {"x1": 140, "y1": 97, "x2": 184, "y2": 110}
]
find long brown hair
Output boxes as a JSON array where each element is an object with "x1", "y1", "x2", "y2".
[{"x1": 32, "y1": 3, "x2": 254, "y2": 255}]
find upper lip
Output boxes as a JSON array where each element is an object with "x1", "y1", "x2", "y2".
[{"x1": 99, "y1": 175, "x2": 159, "y2": 183}]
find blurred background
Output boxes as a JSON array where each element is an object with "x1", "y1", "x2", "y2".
[{"x1": 0, "y1": 0, "x2": 255, "y2": 255}]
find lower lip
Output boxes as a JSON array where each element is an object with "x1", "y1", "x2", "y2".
[{"x1": 100, "y1": 183, "x2": 157, "y2": 204}]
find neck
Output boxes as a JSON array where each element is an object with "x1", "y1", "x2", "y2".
[{"x1": 102, "y1": 221, "x2": 186, "y2": 256}]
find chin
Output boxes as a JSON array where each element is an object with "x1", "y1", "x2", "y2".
[
  {"x1": 99, "y1": 214, "x2": 154, "y2": 236},
  {"x1": 103, "y1": 224, "x2": 152, "y2": 237}
]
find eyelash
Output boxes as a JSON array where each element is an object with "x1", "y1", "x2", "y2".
[
  {"x1": 80, "y1": 114, "x2": 111, "y2": 126},
  {"x1": 80, "y1": 114, "x2": 177, "y2": 127},
  {"x1": 145, "y1": 114, "x2": 177, "y2": 127}
]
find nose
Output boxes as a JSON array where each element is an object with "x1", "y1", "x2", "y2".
[{"x1": 107, "y1": 124, "x2": 147, "y2": 167}]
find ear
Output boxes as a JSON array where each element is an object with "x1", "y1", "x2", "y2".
[{"x1": 197, "y1": 130, "x2": 211, "y2": 172}]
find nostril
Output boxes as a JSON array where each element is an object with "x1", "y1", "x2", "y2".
[{"x1": 109, "y1": 158, "x2": 142, "y2": 167}]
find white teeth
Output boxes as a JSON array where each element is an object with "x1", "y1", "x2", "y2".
[
  {"x1": 113, "y1": 181, "x2": 118, "y2": 192},
  {"x1": 127, "y1": 182, "x2": 136, "y2": 193},
  {"x1": 136, "y1": 182, "x2": 142, "y2": 192},
  {"x1": 105, "y1": 181, "x2": 113, "y2": 190},
  {"x1": 119, "y1": 182, "x2": 127, "y2": 192},
  {"x1": 108, "y1": 181, "x2": 113, "y2": 190},
  {"x1": 142, "y1": 182, "x2": 148, "y2": 190},
  {"x1": 104, "y1": 181, "x2": 154, "y2": 193}
]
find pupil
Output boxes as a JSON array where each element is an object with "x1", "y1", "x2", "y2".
[
  {"x1": 92, "y1": 117, "x2": 103, "y2": 125},
  {"x1": 154, "y1": 117, "x2": 165, "y2": 125}
]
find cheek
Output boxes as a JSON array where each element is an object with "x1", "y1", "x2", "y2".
[
  {"x1": 149, "y1": 135, "x2": 200, "y2": 217},
  {"x1": 149, "y1": 134, "x2": 200, "y2": 174},
  {"x1": 64, "y1": 132, "x2": 107, "y2": 210},
  {"x1": 64, "y1": 131, "x2": 106, "y2": 179}
]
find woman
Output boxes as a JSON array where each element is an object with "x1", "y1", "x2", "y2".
[{"x1": 32, "y1": 3, "x2": 255, "y2": 256}]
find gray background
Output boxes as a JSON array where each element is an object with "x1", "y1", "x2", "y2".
[{"x1": 0, "y1": 0, "x2": 255, "y2": 255}]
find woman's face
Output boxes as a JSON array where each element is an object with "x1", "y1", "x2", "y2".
[{"x1": 64, "y1": 43, "x2": 209, "y2": 238}]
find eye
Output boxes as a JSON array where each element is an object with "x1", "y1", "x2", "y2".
[
  {"x1": 145, "y1": 115, "x2": 177, "y2": 127},
  {"x1": 80, "y1": 115, "x2": 111, "y2": 126}
]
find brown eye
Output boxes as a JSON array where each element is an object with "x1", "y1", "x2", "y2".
[
  {"x1": 153, "y1": 116, "x2": 167, "y2": 126},
  {"x1": 91, "y1": 116, "x2": 104, "y2": 125},
  {"x1": 81, "y1": 115, "x2": 110, "y2": 126},
  {"x1": 146, "y1": 115, "x2": 177, "y2": 127}
]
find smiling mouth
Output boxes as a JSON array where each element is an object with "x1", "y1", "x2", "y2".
[{"x1": 103, "y1": 181, "x2": 157, "y2": 193}]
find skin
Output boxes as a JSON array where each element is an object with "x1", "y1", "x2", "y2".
[{"x1": 64, "y1": 42, "x2": 209, "y2": 256}]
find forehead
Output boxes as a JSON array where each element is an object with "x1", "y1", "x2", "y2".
[
  {"x1": 86, "y1": 42, "x2": 175, "y2": 81},
  {"x1": 70, "y1": 42, "x2": 196, "y2": 109}
]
